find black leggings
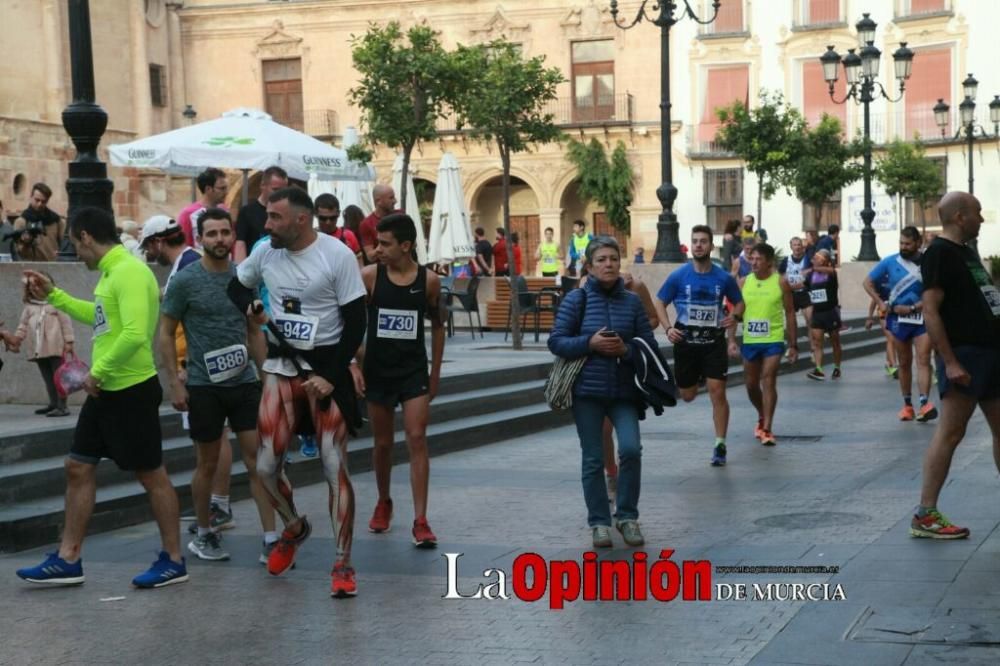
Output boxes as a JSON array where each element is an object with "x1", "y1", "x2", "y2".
[{"x1": 35, "y1": 356, "x2": 65, "y2": 409}]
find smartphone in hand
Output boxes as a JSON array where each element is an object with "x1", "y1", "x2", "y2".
[{"x1": 600, "y1": 330, "x2": 619, "y2": 338}]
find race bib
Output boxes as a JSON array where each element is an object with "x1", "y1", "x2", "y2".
[
  {"x1": 377, "y1": 308, "x2": 418, "y2": 340},
  {"x1": 746, "y1": 320, "x2": 770, "y2": 338},
  {"x1": 274, "y1": 312, "x2": 319, "y2": 350},
  {"x1": 687, "y1": 304, "x2": 719, "y2": 328},
  {"x1": 981, "y1": 285, "x2": 1000, "y2": 316},
  {"x1": 93, "y1": 300, "x2": 109, "y2": 337},
  {"x1": 897, "y1": 311, "x2": 923, "y2": 326},
  {"x1": 809, "y1": 289, "x2": 828, "y2": 304},
  {"x1": 204, "y1": 344, "x2": 249, "y2": 383}
]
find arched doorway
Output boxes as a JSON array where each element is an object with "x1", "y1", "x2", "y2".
[
  {"x1": 558, "y1": 180, "x2": 628, "y2": 255},
  {"x1": 471, "y1": 175, "x2": 541, "y2": 274}
]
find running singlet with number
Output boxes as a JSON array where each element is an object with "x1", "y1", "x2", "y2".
[
  {"x1": 237, "y1": 234, "x2": 366, "y2": 376},
  {"x1": 657, "y1": 263, "x2": 742, "y2": 344},
  {"x1": 781, "y1": 254, "x2": 809, "y2": 292},
  {"x1": 868, "y1": 253, "x2": 922, "y2": 308},
  {"x1": 741, "y1": 272, "x2": 785, "y2": 344},
  {"x1": 539, "y1": 241, "x2": 560, "y2": 274},
  {"x1": 161, "y1": 261, "x2": 258, "y2": 387},
  {"x1": 364, "y1": 264, "x2": 428, "y2": 382},
  {"x1": 47, "y1": 245, "x2": 159, "y2": 391},
  {"x1": 804, "y1": 270, "x2": 839, "y2": 312}
]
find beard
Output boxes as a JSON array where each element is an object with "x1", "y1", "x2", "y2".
[
  {"x1": 268, "y1": 233, "x2": 286, "y2": 249},
  {"x1": 900, "y1": 249, "x2": 918, "y2": 260},
  {"x1": 205, "y1": 244, "x2": 231, "y2": 259}
]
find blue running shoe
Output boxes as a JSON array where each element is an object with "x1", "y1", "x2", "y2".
[
  {"x1": 711, "y1": 443, "x2": 727, "y2": 467},
  {"x1": 16, "y1": 552, "x2": 84, "y2": 585},
  {"x1": 132, "y1": 551, "x2": 189, "y2": 589},
  {"x1": 300, "y1": 435, "x2": 318, "y2": 459}
]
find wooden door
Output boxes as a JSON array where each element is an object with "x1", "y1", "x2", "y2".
[
  {"x1": 592, "y1": 212, "x2": 628, "y2": 254},
  {"x1": 263, "y1": 59, "x2": 304, "y2": 131},
  {"x1": 508, "y1": 214, "x2": 540, "y2": 275}
]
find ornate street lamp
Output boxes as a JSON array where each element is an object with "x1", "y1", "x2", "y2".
[
  {"x1": 62, "y1": 0, "x2": 113, "y2": 231},
  {"x1": 819, "y1": 14, "x2": 914, "y2": 261},
  {"x1": 610, "y1": 0, "x2": 721, "y2": 263},
  {"x1": 934, "y1": 75, "x2": 1000, "y2": 195}
]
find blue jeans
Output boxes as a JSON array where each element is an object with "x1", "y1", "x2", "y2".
[{"x1": 571, "y1": 397, "x2": 642, "y2": 527}]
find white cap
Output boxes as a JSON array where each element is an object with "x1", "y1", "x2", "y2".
[{"x1": 139, "y1": 215, "x2": 181, "y2": 246}]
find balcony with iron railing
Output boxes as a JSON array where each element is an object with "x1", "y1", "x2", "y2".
[
  {"x1": 303, "y1": 109, "x2": 339, "y2": 139},
  {"x1": 434, "y1": 93, "x2": 634, "y2": 132}
]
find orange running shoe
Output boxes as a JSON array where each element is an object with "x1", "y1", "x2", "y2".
[
  {"x1": 267, "y1": 517, "x2": 311, "y2": 576},
  {"x1": 412, "y1": 517, "x2": 438, "y2": 549},
  {"x1": 916, "y1": 403, "x2": 938, "y2": 422},
  {"x1": 331, "y1": 561, "x2": 357, "y2": 598},
  {"x1": 898, "y1": 405, "x2": 915, "y2": 421},
  {"x1": 368, "y1": 498, "x2": 393, "y2": 533},
  {"x1": 760, "y1": 430, "x2": 777, "y2": 446}
]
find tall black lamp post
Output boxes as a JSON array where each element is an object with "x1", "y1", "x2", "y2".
[
  {"x1": 820, "y1": 13, "x2": 914, "y2": 261},
  {"x1": 62, "y1": 0, "x2": 113, "y2": 223},
  {"x1": 932, "y1": 75, "x2": 1000, "y2": 194},
  {"x1": 610, "y1": 0, "x2": 721, "y2": 263}
]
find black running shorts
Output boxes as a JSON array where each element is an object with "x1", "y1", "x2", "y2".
[
  {"x1": 71, "y1": 376, "x2": 163, "y2": 471},
  {"x1": 365, "y1": 371, "x2": 430, "y2": 408},
  {"x1": 810, "y1": 309, "x2": 842, "y2": 333},
  {"x1": 673, "y1": 338, "x2": 729, "y2": 389},
  {"x1": 187, "y1": 382, "x2": 262, "y2": 443},
  {"x1": 792, "y1": 290, "x2": 811, "y2": 312}
]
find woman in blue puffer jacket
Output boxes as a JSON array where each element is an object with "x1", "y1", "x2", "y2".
[{"x1": 548, "y1": 236, "x2": 658, "y2": 549}]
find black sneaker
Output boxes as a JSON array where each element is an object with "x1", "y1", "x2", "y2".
[
  {"x1": 806, "y1": 368, "x2": 826, "y2": 381},
  {"x1": 34, "y1": 405, "x2": 56, "y2": 415},
  {"x1": 710, "y1": 443, "x2": 727, "y2": 467}
]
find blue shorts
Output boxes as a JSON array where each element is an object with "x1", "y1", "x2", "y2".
[
  {"x1": 887, "y1": 314, "x2": 927, "y2": 342},
  {"x1": 741, "y1": 342, "x2": 785, "y2": 362},
  {"x1": 936, "y1": 345, "x2": 1000, "y2": 401}
]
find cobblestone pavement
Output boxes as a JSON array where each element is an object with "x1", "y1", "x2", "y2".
[{"x1": 3, "y1": 354, "x2": 1000, "y2": 665}]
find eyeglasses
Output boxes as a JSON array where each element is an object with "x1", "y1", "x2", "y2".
[{"x1": 316, "y1": 215, "x2": 338, "y2": 222}]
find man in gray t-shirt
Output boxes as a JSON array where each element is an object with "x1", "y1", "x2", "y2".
[{"x1": 158, "y1": 208, "x2": 274, "y2": 563}]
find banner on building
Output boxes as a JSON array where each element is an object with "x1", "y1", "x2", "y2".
[{"x1": 847, "y1": 194, "x2": 897, "y2": 233}]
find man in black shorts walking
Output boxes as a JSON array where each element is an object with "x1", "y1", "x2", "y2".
[
  {"x1": 17, "y1": 207, "x2": 188, "y2": 588},
  {"x1": 911, "y1": 192, "x2": 1000, "y2": 539},
  {"x1": 354, "y1": 213, "x2": 446, "y2": 546},
  {"x1": 655, "y1": 225, "x2": 744, "y2": 465},
  {"x1": 159, "y1": 208, "x2": 275, "y2": 562}
]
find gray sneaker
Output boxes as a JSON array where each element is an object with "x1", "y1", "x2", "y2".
[
  {"x1": 616, "y1": 520, "x2": 645, "y2": 547},
  {"x1": 187, "y1": 503, "x2": 235, "y2": 534},
  {"x1": 592, "y1": 525, "x2": 613, "y2": 548},
  {"x1": 188, "y1": 532, "x2": 230, "y2": 561}
]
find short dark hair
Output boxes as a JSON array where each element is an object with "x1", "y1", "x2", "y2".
[
  {"x1": 743, "y1": 214, "x2": 755, "y2": 223},
  {"x1": 31, "y1": 182, "x2": 53, "y2": 200},
  {"x1": 751, "y1": 242, "x2": 775, "y2": 262},
  {"x1": 901, "y1": 225, "x2": 921, "y2": 242},
  {"x1": 268, "y1": 186, "x2": 314, "y2": 215},
  {"x1": 495, "y1": 227, "x2": 505, "y2": 238},
  {"x1": 573, "y1": 219, "x2": 586, "y2": 229},
  {"x1": 342, "y1": 205, "x2": 365, "y2": 230},
  {"x1": 511, "y1": 231, "x2": 519, "y2": 244},
  {"x1": 691, "y1": 224, "x2": 714, "y2": 242},
  {"x1": 196, "y1": 168, "x2": 226, "y2": 194},
  {"x1": 263, "y1": 165, "x2": 288, "y2": 181},
  {"x1": 475, "y1": 227, "x2": 485, "y2": 236},
  {"x1": 69, "y1": 206, "x2": 119, "y2": 244},
  {"x1": 827, "y1": 224, "x2": 840, "y2": 235},
  {"x1": 314, "y1": 193, "x2": 340, "y2": 211},
  {"x1": 197, "y1": 207, "x2": 233, "y2": 237},
  {"x1": 584, "y1": 235, "x2": 620, "y2": 264},
  {"x1": 376, "y1": 213, "x2": 416, "y2": 246},
  {"x1": 544, "y1": 226, "x2": 554, "y2": 233}
]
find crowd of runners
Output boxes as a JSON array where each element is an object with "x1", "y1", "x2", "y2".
[{"x1": 10, "y1": 176, "x2": 999, "y2": 597}]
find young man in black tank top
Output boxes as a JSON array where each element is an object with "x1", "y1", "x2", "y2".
[{"x1": 351, "y1": 213, "x2": 446, "y2": 548}]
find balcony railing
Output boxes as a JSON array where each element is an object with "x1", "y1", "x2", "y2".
[
  {"x1": 435, "y1": 93, "x2": 634, "y2": 132},
  {"x1": 685, "y1": 125, "x2": 735, "y2": 156},
  {"x1": 303, "y1": 109, "x2": 339, "y2": 138}
]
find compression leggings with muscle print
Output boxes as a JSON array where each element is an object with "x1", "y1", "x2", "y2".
[{"x1": 257, "y1": 373, "x2": 355, "y2": 564}]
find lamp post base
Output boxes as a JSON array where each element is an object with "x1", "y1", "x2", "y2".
[
  {"x1": 857, "y1": 224, "x2": 880, "y2": 262},
  {"x1": 652, "y1": 210, "x2": 684, "y2": 263}
]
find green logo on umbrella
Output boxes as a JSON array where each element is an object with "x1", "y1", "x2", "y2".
[{"x1": 202, "y1": 136, "x2": 255, "y2": 147}]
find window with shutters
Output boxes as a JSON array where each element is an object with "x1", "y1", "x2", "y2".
[
  {"x1": 701, "y1": 0, "x2": 745, "y2": 36},
  {"x1": 795, "y1": 0, "x2": 843, "y2": 28},
  {"x1": 898, "y1": 0, "x2": 950, "y2": 19},
  {"x1": 704, "y1": 168, "x2": 744, "y2": 233},
  {"x1": 571, "y1": 40, "x2": 614, "y2": 123},
  {"x1": 697, "y1": 65, "x2": 749, "y2": 151},
  {"x1": 803, "y1": 192, "x2": 842, "y2": 231},
  {"x1": 149, "y1": 64, "x2": 167, "y2": 108},
  {"x1": 903, "y1": 47, "x2": 952, "y2": 138},
  {"x1": 263, "y1": 58, "x2": 303, "y2": 132}
]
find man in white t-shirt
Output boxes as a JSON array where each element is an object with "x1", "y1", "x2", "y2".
[{"x1": 233, "y1": 187, "x2": 367, "y2": 598}]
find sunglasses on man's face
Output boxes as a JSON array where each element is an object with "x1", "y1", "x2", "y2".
[{"x1": 316, "y1": 215, "x2": 338, "y2": 222}]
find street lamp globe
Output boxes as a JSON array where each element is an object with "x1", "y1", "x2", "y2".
[
  {"x1": 182, "y1": 104, "x2": 197, "y2": 123},
  {"x1": 856, "y1": 13, "x2": 877, "y2": 45},
  {"x1": 821, "y1": 45, "x2": 842, "y2": 83},
  {"x1": 860, "y1": 42, "x2": 881, "y2": 79},
  {"x1": 843, "y1": 48, "x2": 862, "y2": 85},
  {"x1": 962, "y1": 74, "x2": 979, "y2": 101},
  {"x1": 892, "y1": 42, "x2": 914, "y2": 82},
  {"x1": 990, "y1": 95, "x2": 1000, "y2": 126},
  {"x1": 933, "y1": 98, "x2": 950, "y2": 134},
  {"x1": 959, "y1": 96, "x2": 975, "y2": 125}
]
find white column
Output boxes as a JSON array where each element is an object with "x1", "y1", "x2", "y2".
[
  {"x1": 41, "y1": 0, "x2": 65, "y2": 122},
  {"x1": 129, "y1": 0, "x2": 152, "y2": 136},
  {"x1": 166, "y1": 2, "x2": 187, "y2": 128}
]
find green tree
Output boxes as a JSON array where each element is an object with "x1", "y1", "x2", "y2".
[
  {"x1": 791, "y1": 114, "x2": 864, "y2": 231},
  {"x1": 715, "y1": 91, "x2": 805, "y2": 228},
  {"x1": 451, "y1": 40, "x2": 564, "y2": 350},
  {"x1": 565, "y1": 138, "x2": 635, "y2": 233},
  {"x1": 874, "y1": 138, "x2": 945, "y2": 235},
  {"x1": 349, "y1": 22, "x2": 456, "y2": 215}
]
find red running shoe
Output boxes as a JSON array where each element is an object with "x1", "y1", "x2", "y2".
[
  {"x1": 412, "y1": 517, "x2": 438, "y2": 549},
  {"x1": 267, "y1": 517, "x2": 311, "y2": 576},
  {"x1": 910, "y1": 509, "x2": 969, "y2": 540},
  {"x1": 368, "y1": 498, "x2": 393, "y2": 533},
  {"x1": 754, "y1": 419, "x2": 765, "y2": 440},
  {"x1": 760, "y1": 430, "x2": 777, "y2": 446},
  {"x1": 331, "y1": 561, "x2": 357, "y2": 598}
]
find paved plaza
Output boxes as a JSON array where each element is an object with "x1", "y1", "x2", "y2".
[{"x1": 2, "y1": 353, "x2": 1000, "y2": 665}]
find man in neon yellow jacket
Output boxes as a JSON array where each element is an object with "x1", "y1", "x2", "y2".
[{"x1": 17, "y1": 206, "x2": 188, "y2": 589}]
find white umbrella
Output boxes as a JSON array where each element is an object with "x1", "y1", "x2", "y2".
[
  {"x1": 328, "y1": 126, "x2": 373, "y2": 219},
  {"x1": 109, "y1": 108, "x2": 375, "y2": 182},
  {"x1": 393, "y1": 153, "x2": 427, "y2": 265},
  {"x1": 428, "y1": 153, "x2": 475, "y2": 264}
]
